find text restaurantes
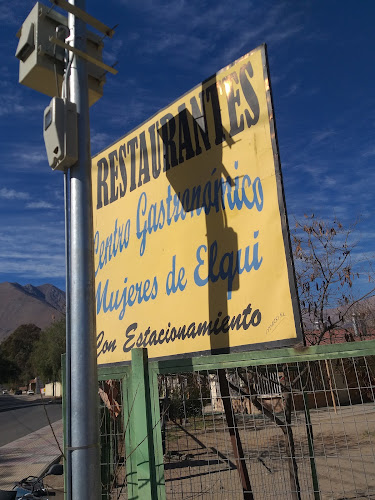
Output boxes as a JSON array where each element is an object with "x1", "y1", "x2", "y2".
[{"x1": 95, "y1": 59, "x2": 260, "y2": 209}]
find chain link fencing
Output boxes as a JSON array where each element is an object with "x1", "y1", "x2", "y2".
[{"x1": 97, "y1": 342, "x2": 375, "y2": 499}]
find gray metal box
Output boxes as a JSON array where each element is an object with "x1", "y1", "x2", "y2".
[
  {"x1": 43, "y1": 97, "x2": 78, "y2": 171},
  {"x1": 16, "y1": 2, "x2": 105, "y2": 106}
]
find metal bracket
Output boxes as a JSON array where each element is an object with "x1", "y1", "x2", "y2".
[
  {"x1": 49, "y1": 36, "x2": 118, "y2": 75},
  {"x1": 49, "y1": 0, "x2": 115, "y2": 37}
]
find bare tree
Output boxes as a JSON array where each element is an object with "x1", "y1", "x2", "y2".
[
  {"x1": 292, "y1": 214, "x2": 375, "y2": 345},
  {"x1": 224, "y1": 215, "x2": 375, "y2": 499}
]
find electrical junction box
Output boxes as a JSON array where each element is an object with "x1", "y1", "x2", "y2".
[
  {"x1": 43, "y1": 97, "x2": 78, "y2": 171},
  {"x1": 16, "y1": 2, "x2": 105, "y2": 106}
]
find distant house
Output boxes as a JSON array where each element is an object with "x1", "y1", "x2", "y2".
[
  {"x1": 208, "y1": 334, "x2": 375, "y2": 414},
  {"x1": 28, "y1": 377, "x2": 43, "y2": 394},
  {"x1": 305, "y1": 329, "x2": 375, "y2": 346},
  {"x1": 43, "y1": 381, "x2": 62, "y2": 397}
]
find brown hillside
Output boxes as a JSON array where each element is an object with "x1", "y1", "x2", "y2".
[{"x1": 0, "y1": 282, "x2": 66, "y2": 341}]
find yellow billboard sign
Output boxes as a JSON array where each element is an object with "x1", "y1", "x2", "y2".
[{"x1": 92, "y1": 44, "x2": 302, "y2": 365}]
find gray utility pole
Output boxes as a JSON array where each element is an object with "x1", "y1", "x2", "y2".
[
  {"x1": 16, "y1": 1, "x2": 117, "y2": 497},
  {"x1": 68, "y1": 1, "x2": 101, "y2": 497}
]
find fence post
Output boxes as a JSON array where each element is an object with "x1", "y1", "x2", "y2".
[
  {"x1": 123, "y1": 373, "x2": 138, "y2": 499},
  {"x1": 302, "y1": 391, "x2": 320, "y2": 499},
  {"x1": 148, "y1": 366, "x2": 166, "y2": 499},
  {"x1": 131, "y1": 348, "x2": 165, "y2": 499},
  {"x1": 99, "y1": 405, "x2": 112, "y2": 499}
]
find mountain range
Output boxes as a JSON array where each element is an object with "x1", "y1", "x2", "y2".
[
  {"x1": 0, "y1": 282, "x2": 66, "y2": 341},
  {"x1": 0, "y1": 280, "x2": 373, "y2": 343}
]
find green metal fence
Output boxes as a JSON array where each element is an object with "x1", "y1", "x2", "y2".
[{"x1": 95, "y1": 340, "x2": 375, "y2": 499}]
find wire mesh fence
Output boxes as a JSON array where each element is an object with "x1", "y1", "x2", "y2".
[
  {"x1": 160, "y1": 356, "x2": 375, "y2": 499},
  {"x1": 98, "y1": 351, "x2": 375, "y2": 499},
  {"x1": 99, "y1": 378, "x2": 127, "y2": 499}
]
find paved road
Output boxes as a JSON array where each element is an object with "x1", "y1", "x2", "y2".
[
  {"x1": 0, "y1": 395, "x2": 62, "y2": 446},
  {"x1": 0, "y1": 393, "x2": 48, "y2": 411}
]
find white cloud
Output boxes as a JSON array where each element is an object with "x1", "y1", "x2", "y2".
[
  {"x1": 218, "y1": 5, "x2": 303, "y2": 65},
  {"x1": 117, "y1": 0, "x2": 304, "y2": 75},
  {"x1": 0, "y1": 188, "x2": 29, "y2": 200},
  {"x1": 105, "y1": 98, "x2": 163, "y2": 130},
  {"x1": 0, "y1": 5, "x2": 21, "y2": 24},
  {"x1": 91, "y1": 132, "x2": 114, "y2": 154},
  {"x1": 323, "y1": 176, "x2": 337, "y2": 188},
  {"x1": 18, "y1": 150, "x2": 47, "y2": 164},
  {"x1": 311, "y1": 129, "x2": 336, "y2": 143},
  {"x1": 362, "y1": 147, "x2": 375, "y2": 158},
  {"x1": 139, "y1": 32, "x2": 212, "y2": 61},
  {"x1": 0, "y1": 220, "x2": 65, "y2": 280},
  {"x1": 26, "y1": 201, "x2": 55, "y2": 209},
  {"x1": 103, "y1": 39, "x2": 124, "y2": 66},
  {"x1": 2, "y1": 145, "x2": 47, "y2": 172},
  {"x1": 0, "y1": 257, "x2": 65, "y2": 279},
  {"x1": 267, "y1": 24, "x2": 303, "y2": 43},
  {"x1": 284, "y1": 82, "x2": 300, "y2": 97},
  {"x1": 0, "y1": 0, "x2": 35, "y2": 25},
  {"x1": 0, "y1": 89, "x2": 44, "y2": 117}
]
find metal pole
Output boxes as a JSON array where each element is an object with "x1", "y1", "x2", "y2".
[
  {"x1": 302, "y1": 390, "x2": 320, "y2": 499},
  {"x1": 325, "y1": 359, "x2": 337, "y2": 414},
  {"x1": 68, "y1": 1, "x2": 101, "y2": 497},
  {"x1": 63, "y1": 171, "x2": 72, "y2": 500},
  {"x1": 217, "y1": 370, "x2": 253, "y2": 500}
]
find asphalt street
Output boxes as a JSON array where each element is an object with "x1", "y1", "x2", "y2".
[
  {"x1": 0, "y1": 394, "x2": 62, "y2": 446},
  {"x1": 0, "y1": 393, "x2": 44, "y2": 411}
]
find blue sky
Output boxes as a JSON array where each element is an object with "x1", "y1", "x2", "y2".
[{"x1": 0, "y1": 0, "x2": 374, "y2": 298}]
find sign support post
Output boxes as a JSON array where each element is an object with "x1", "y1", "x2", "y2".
[{"x1": 68, "y1": 0, "x2": 101, "y2": 497}]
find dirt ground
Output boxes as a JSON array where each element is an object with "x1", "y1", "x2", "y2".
[
  {"x1": 162, "y1": 403, "x2": 375, "y2": 499},
  {"x1": 51, "y1": 403, "x2": 375, "y2": 499}
]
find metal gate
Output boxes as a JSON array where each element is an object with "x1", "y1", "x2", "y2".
[{"x1": 96, "y1": 340, "x2": 375, "y2": 499}]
